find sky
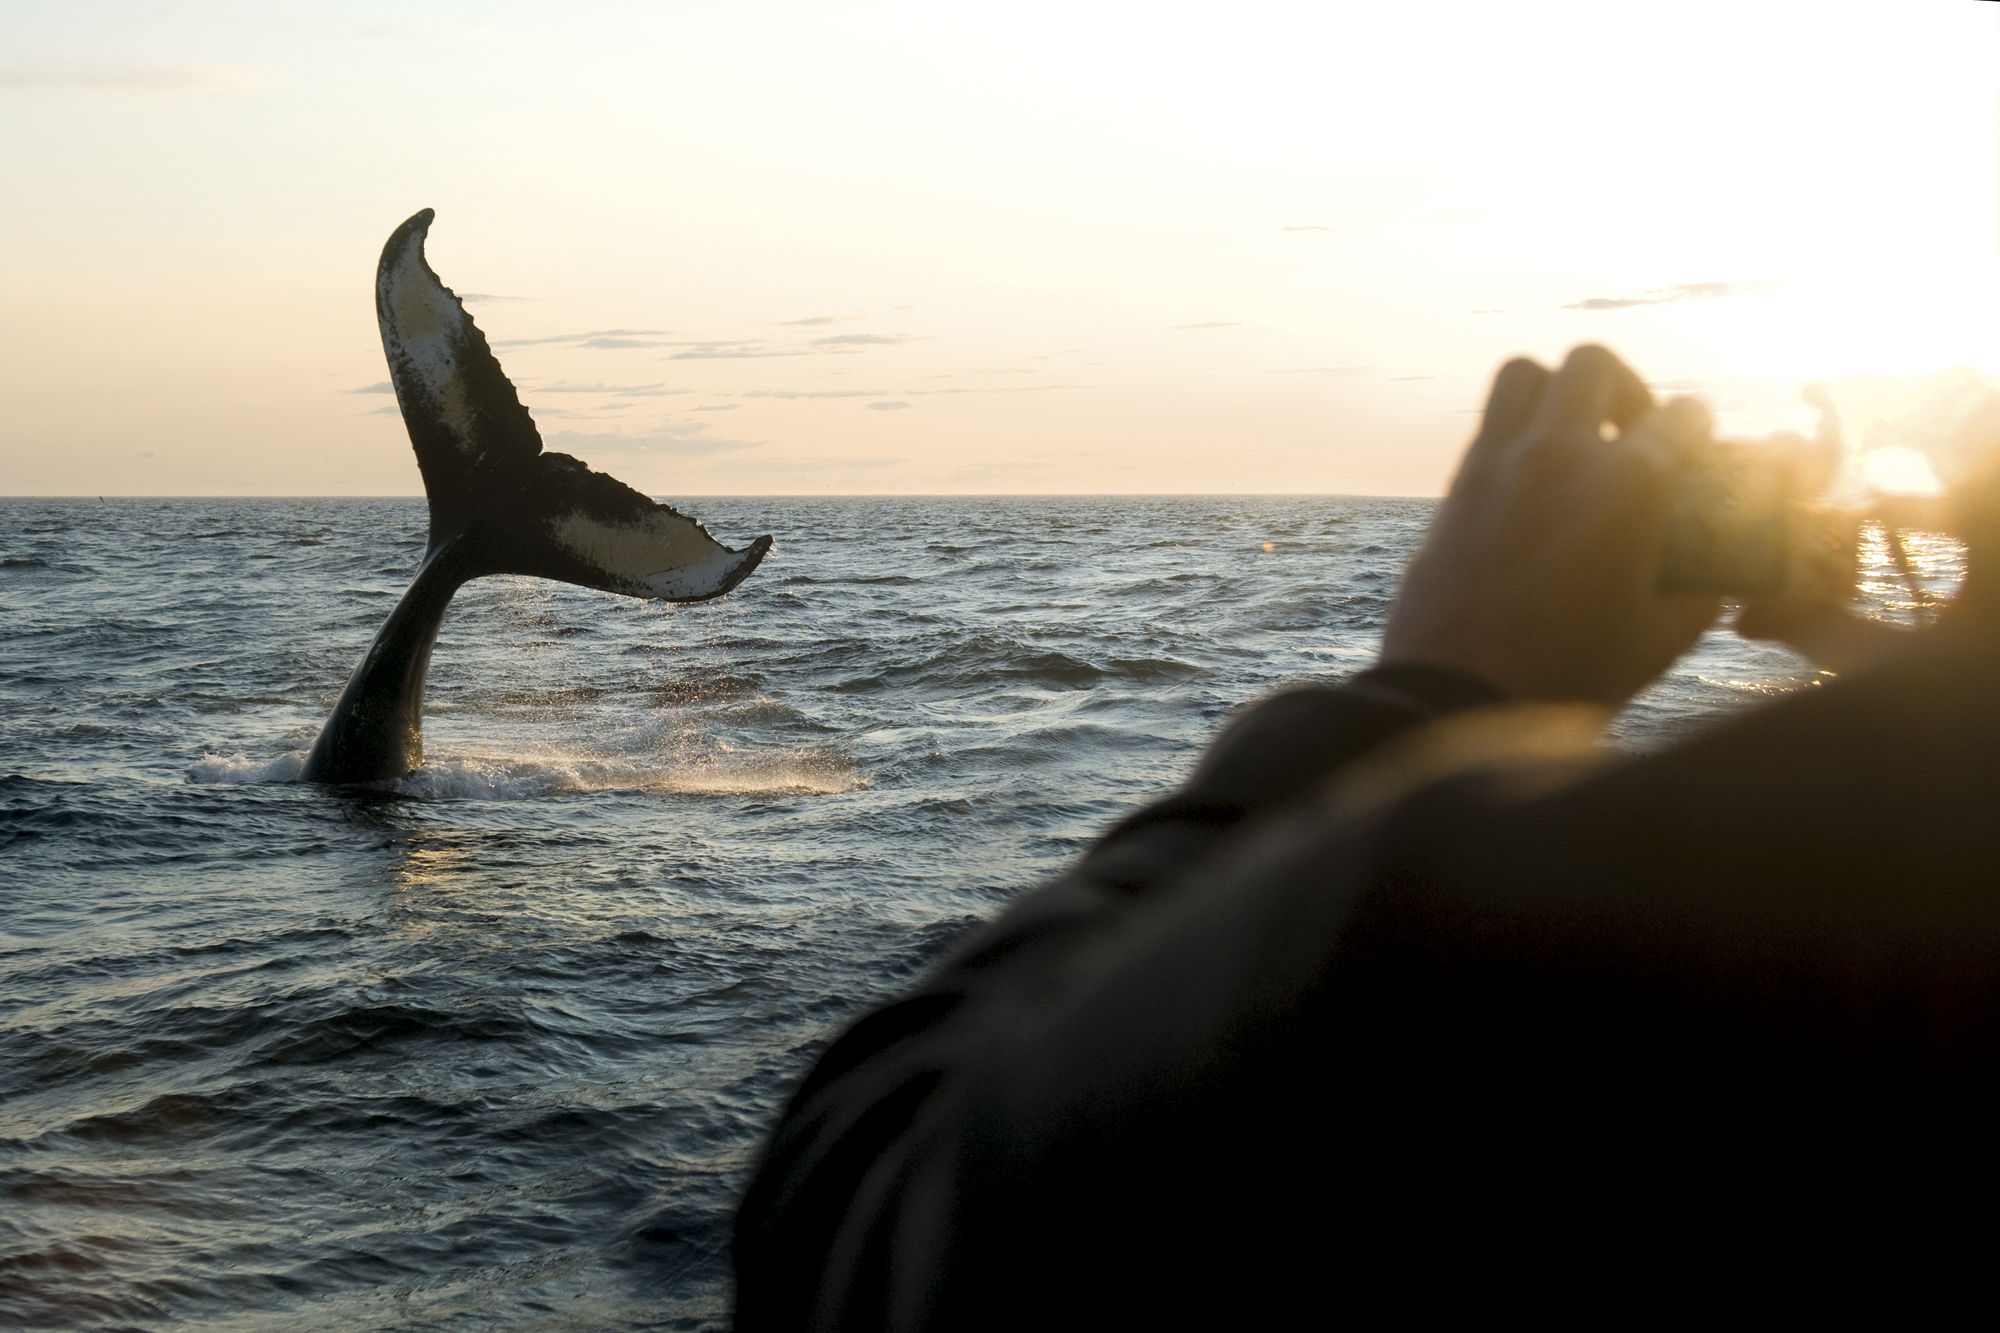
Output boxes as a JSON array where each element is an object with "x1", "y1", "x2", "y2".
[{"x1": 2, "y1": 0, "x2": 1996, "y2": 496}]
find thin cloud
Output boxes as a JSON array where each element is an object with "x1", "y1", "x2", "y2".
[
  {"x1": 810, "y1": 333, "x2": 925, "y2": 347},
  {"x1": 1389, "y1": 375, "x2": 1434, "y2": 381},
  {"x1": 497, "y1": 327, "x2": 915, "y2": 359},
  {"x1": 1280, "y1": 225, "x2": 1331, "y2": 233},
  {"x1": 663, "y1": 342, "x2": 810, "y2": 361},
  {"x1": 347, "y1": 382, "x2": 395, "y2": 395},
  {"x1": 529, "y1": 381, "x2": 688, "y2": 396},
  {"x1": 542, "y1": 420, "x2": 763, "y2": 459},
  {"x1": 742, "y1": 388, "x2": 886, "y2": 399},
  {"x1": 693, "y1": 404, "x2": 740, "y2": 412},
  {"x1": 0, "y1": 65, "x2": 256, "y2": 95},
  {"x1": 1173, "y1": 322, "x2": 1239, "y2": 330},
  {"x1": 459, "y1": 293, "x2": 534, "y2": 305},
  {"x1": 866, "y1": 401, "x2": 913, "y2": 411},
  {"x1": 1269, "y1": 366, "x2": 1365, "y2": 377},
  {"x1": 779, "y1": 315, "x2": 853, "y2": 327},
  {"x1": 495, "y1": 328, "x2": 674, "y2": 349},
  {"x1": 1472, "y1": 308, "x2": 1506, "y2": 315},
  {"x1": 1565, "y1": 279, "x2": 1784, "y2": 311},
  {"x1": 909, "y1": 383, "x2": 1087, "y2": 397},
  {"x1": 743, "y1": 383, "x2": 1087, "y2": 401}
]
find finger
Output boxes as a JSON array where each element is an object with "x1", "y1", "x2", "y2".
[
  {"x1": 1476, "y1": 357, "x2": 1551, "y2": 445},
  {"x1": 1530, "y1": 343, "x2": 1654, "y2": 440},
  {"x1": 1452, "y1": 357, "x2": 1549, "y2": 491}
]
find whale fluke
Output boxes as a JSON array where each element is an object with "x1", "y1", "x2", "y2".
[
  {"x1": 300, "y1": 210, "x2": 772, "y2": 784},
  {"x1": 375, "y1": 208, "x2": 772, "y2": 593}
]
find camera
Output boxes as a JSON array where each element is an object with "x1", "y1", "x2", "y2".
[{"x1": 1657, "y1": 433, "x2": 1836, "y2": 598}]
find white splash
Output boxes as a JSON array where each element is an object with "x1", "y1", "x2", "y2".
[
  {"x1": 188, "y1": 751, "x2": 308, "y2": 783},
  {"x1": 187, "y1": 745, "x2": 860, "y2": 800}
]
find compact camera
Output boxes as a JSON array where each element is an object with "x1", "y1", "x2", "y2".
[{"x1": 1657, "y1": 433, "x2": 1834, "y2": 597}]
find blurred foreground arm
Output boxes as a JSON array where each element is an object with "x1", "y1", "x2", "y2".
[{"x1": 734, "y1": 350, "x2": 2000, "y2": 1329}]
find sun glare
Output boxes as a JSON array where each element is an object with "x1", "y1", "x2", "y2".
[
  {"x1": 1860, "y1": 446, "x2": 1947, "y2": 499},
  {"x1": 0, "y1": 0, "x2": 1993, "y2": 494}
]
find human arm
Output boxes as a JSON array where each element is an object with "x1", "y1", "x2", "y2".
[{"x1": 732, "y1": 349, "x2": 1757, "y2": 1328}]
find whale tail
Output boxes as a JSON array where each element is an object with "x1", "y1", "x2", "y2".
[
  {"x1": 299, "y1": 211, "x2": 770, "y2": 783},
  {"x1": 375, "y1": 207, "x2": 771, "y2": 597}
]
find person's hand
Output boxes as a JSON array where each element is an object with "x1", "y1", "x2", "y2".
[
  {"x1": 1379, "y1": 345, "x2": 1721, "y2": 709},
  {"x1": 1733, "y1": 507, "x2": 1914, "y2": 673}
]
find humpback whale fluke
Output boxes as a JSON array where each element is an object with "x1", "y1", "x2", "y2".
[{"x1": 301, "y1": 209, "x2": 772, "y2": 784}]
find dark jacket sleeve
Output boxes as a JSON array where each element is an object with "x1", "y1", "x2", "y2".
[
  {"x1": 731, "y1": 665, "x2": 1504, "y2": 1331},
  {"x1": 735, "y1": 639, "x2": 2000, "y2": 1326}
]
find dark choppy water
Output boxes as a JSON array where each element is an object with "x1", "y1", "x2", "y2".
[{"x1": 0, "y1": 495, "x2": 1905, "y2": 1328}]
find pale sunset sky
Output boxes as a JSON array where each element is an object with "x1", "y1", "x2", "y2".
[{"x1": 3, "y1": 0, "x2": 1996, "y2": 496}]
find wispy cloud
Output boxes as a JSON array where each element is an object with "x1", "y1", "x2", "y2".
[
  {"x1": 495, "y1": 328, "x2": 674, "y2": 349},
  {"x1": 693, "y1": 404, "x2": 740, "y2": 412},
  {"x1": 779, "y1": 315, "x2": 852, "y2": 327},
  {"x1": 347, "y1": 382, "x2": 395, "y2": 395},
  {"x1": 459, "y1": 292, "x2": 534, "y2": 305},
  {"x1": 742, "y1": 388, "x2": 885, "y2": 400},
  {"x1": 542, "y1": 419, "x2": 763, "y2": 459},
  {"x1": 742, "y1": 383, "x2": 1087, "y2": 401},
  {"x1": 1173, "y1": 321, "x2": 1238, "y2": 330},
  {"x1": 911, "y1": 383, "x2": 1087, "y2": 397},
  {"x1": 0, "y1": 64, "x2": 257, "y2": 95},
  {"x1": 1389, "y1": 375, "x2": 1434, "y2": 381},
  {"x1": 1472, "y1": 308, "x2": 1506, "y2": 315},
  {"x1": 1280, "y1": 225, "x2": 1331, "y2": 233},
  {"x1": 496, "y1": 326, "x2": 921, "y2": 359},
  {"x1": 1564, "y1": 279, "x2": 1784, "y2": 311},
  {"x1": 528, "y1": 381, "x2": 688, "y2": 396},
  {"x1": 810, "y1": 333, "x2": 925, "y2": 347},
  {"x1": 1269, "y1": 366, "x2": 1365, "y2": 377},
  {"x1": 866, "y1": 401, "x2": 913, "y2": 411},
  {"x1": 662, "y1": 341, "x2": 810, "y2": 361}
]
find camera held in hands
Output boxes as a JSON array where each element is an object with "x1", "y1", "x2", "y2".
[{"x1": 1658, "y1": 433, "x2": 1840, "y2": 598}]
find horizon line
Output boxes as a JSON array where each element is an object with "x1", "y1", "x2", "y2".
[{"x1": 0, "y1": 490, "x2": 1440, "y2": 501}]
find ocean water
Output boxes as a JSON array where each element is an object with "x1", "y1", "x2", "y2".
[{"x1": 0, "y1": 495, "x2": 1927, "y2": 1329}]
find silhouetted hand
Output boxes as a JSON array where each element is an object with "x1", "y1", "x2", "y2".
[
  {"x1": 1380, "y1": 345, "x2": 1721, "y2": 708},
  {"x1": 1733, "y1": 506, "x2": 1912, "y2": 673}
]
